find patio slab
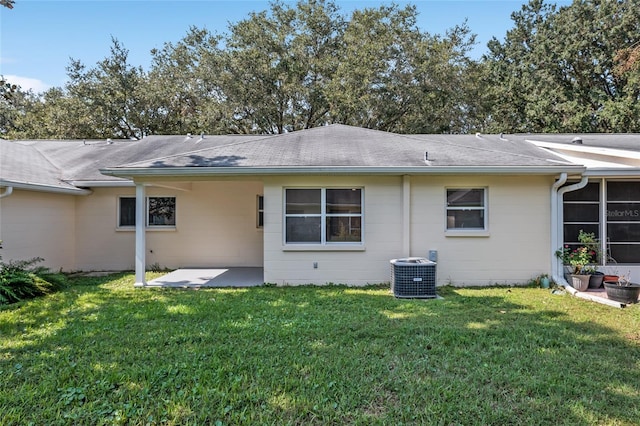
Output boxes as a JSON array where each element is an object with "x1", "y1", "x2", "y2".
[
  {"x1": 145, "y1": 268, "x2": 264, "y2": 288},
  {"x1": 564, "y1": 284, "x2": 627, "y2": 308}
]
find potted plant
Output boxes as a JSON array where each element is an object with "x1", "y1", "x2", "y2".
[
  {"x1": 603, "y1": 272, "x2": 640, "y2": 304},
  {"x1": 555, "y1": 230, "x2": 599, "y2": 292},
  {"x1": 583, "y1": 266, "x2": 604, "y2": 289}
]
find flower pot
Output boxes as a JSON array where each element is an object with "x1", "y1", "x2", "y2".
[
  {"x1": 603, "y1": 275, "x2": 619, "y2": 283},
  {"x1": 603, "y1": 282, "x2": 640, "y2": 304},
  {"x1": 570, "y1": 274, "x2": 590, "y2": 292},
  {"x1": 588, "y1": 272, "x2": 604, "y2": 289},
  {"x1": 540, "y1": 277, "x2": 550, "y2": 289}
]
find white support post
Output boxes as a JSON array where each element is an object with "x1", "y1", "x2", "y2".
[{"x1": 134, "y1": 183, "x2": 146, "y2": 286}]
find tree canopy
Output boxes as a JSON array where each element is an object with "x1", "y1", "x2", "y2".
[{"x1": 2, "y1": 0, "x2": 640, "y2": 139}]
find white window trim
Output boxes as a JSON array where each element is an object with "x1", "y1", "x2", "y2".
[
  {"x1": 257, "y1": 195, "x2": 264, "y2": 229},
  {"x1": 444, "y1": 187, "x2": 489, "y2": 237},
  {"x1": 117, "y1": 196, "x2": 136, "y2": 230},
  {"x1": 116, "y1": 196, "x2": 177, "y2": 230},
  {"x1": 146, "y1": 196, "x2": 177, "y2": 228},
  {"x1": 283, "y1": 187, "x2": 364, "y2": 247}
]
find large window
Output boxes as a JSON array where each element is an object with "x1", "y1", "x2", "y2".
[
  {"x1": 285, "y1": 188, "x2": 362, "y2": 244},
  {"x1": 563, "y1": 182, "x2": 600, "y2": 247},
  {"x1": 562, "y1": 180, "x2": 640, "y2": 264},
  {"x1": 118, "y1": 196, "x2": 176, "y2": 228},
  {"x1": 446, "y1": 188, "x2": 487, "y2": 230},
  {"x1": 607, "y1": 181, "x2": 640, "y2": 263}
]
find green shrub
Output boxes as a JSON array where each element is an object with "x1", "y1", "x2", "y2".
[{"x1": 0, "y1": 257, "x2": 67, "y2": 305}]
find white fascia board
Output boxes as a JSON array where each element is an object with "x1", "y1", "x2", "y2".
[
  {"x1": 100, "y1": 165, "x2": 585, "y2": 178},
  {"x1": 0, "y1": 179, "x2": 92, "y2": 195},
  {"x1": 583, "y1": 169, "x2": 640, "y2": 178},
  {"x1": 528, "y1": 140, "x2": 640, "y2": 160},
  {"x1": 69, "y1": 180, "x2": 134, "y2": 187}
]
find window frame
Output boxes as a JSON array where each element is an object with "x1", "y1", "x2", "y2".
[
  {"x1": 283, "y1": 187, "x2": 364, "y2": 246},
  {"x1": 605, "y1": 180, "x2": 640, "y2": 264},
  {"x1": 445, "y1": 187, "x2": 488, "y2": 235},
  {"x1": 257, "y1": 195, "x2": 264, "y2": 228},
  {"x1": 117, "y1": 196, "x2": 177, "y2": 229}
]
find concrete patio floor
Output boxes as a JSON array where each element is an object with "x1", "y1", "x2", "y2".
[
  {"x1": 145, "y1": 268, "x2": 264, "y2": 289},
  {"x1": 564, "y1": 284, "x2": 629, "y2": 308}
]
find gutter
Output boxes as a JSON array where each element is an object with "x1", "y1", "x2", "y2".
[
  {"x1": 551, "y1": 175, "x2": 588, "y2": 287},
  {"x1": 0, "y1": 186, "x2": 13, "y2": 198},
  {"x1": 550, "y1": 173, "x2": 567, "y2": 283},
  {"x1": 0, "y1": 180, "x2": 92, "y2": 195},
  {"x1": 100, "y1": 165, "x2": 586, "y2": 178},
  {"x1": 68, "y1": 180, "x2": 134, "y2": 188},
  {"x1": 550, "y1": 175, "x2": 625, "y2": 308}
]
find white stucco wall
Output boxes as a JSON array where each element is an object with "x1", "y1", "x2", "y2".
[
  {"x1": 0, "y1": 189, "x2": 76, "y2": 271},
  {"x1": 263, "y1": 175, "x2": 404, "y2": 286},
  {"x1": 410, "y1": 175, "x2": 553, "y2": 286},
  {"x1": 74, "y1": 181, "x2": 264, "y2": 271},
  {"x1": 263, "y1": 174, "x2": 553, "y2": 286}
]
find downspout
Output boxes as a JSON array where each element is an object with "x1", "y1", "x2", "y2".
[
  {"x1": 550, "y1": 174, "x2": 567, "y2": 283},
  {"x1": 552, "y1": 175, "x2": 589, "y2": 285},
  {"x1": 0, "y1": 186, "x2": 13, "y2": 198}
]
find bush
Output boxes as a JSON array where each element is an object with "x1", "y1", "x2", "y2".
[{"x1": 0, "y1": 257, "x2": 67, "y2": 305}]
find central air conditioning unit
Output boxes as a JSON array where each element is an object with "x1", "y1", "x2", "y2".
[{"x1": 390, "y1": 257, "x2": 437, "y2": 299}]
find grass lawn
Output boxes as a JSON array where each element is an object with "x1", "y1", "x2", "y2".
[{"x1": 1, "y1": 273, "x2": 639, "y2": 425}]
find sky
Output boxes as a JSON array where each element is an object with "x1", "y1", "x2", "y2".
[{"x1": 0, "y1": 0, "x2": 571, "y2": 93}]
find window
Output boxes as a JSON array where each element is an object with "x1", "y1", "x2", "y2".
[
  {"x1": 118, "y1": 197, "x2": 136, "y2": 227},
  {"x1": 257, "y1": 195, "x2": 264, "y2": 228},
  {"x1": 563, "y1": 182, "x2": 600, "y2": 248},
  {"x1": 285, "y1": 188, "x2": 362, "y2": 244},
  {"x1": 118, "y1": 196, "x2": 176, "y2": 228},
  {"x1": 606, "y1": 181, "x2": 640, "y2": 263},
  {"x1": 446, "y1": 188, "x2": 486, "y2": 230}
]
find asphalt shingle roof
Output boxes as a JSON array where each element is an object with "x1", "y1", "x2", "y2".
[{"x1": 3, "y1": 124, "x2": 637, "y2": 192}]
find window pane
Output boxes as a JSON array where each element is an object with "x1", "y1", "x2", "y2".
[
  {"x1": 286, "y1": 217, "x2": 321, "y2": 243},
  {"x1": 119, "y1": 197, "x2": 136, "y2": 227},
  {"x1": 327, "y1": 216, "x2": 361, "y2": 242},
  {"x1": 563, "y1": 224, "x2": 599, "y2": 243},
  {"x1": 447, "y1": 210, "x2": 484, "y2": 229},
  {"x1": 607, "y1": 181, "x2": 640, "y2": 202},
  {"x1": 564, "y1": 203, "x2": 599, "y2": 222},
  {"x1": 608, "y1": 223, "x2": 640, "y2": 242},
  {"x1": 286, "y1": 189, "x2": 321, "y2": 214},
  {"x1": 609, "y1": 244, "x2": 640, "y2": 263},
  {"x1": 326, "y1": 189, "x2": 361, "y2": 214},
  {"x1": 564, "y1": 182, "x2": 600, "y2": 201},
  {"x1": 607, "y1": 203, "x2": 640, "y2": 222},
  {"x1": 447, "y1": 189, "x2": 483, "y2": 207},
  {"x1": 148, "y1": 197, "x2": 176, "y2": 226}
]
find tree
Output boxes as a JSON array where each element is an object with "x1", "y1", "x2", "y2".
[
  {"x1": 483, "y1": 0, "x2": 640, "y2": 133},
  {"x1": 146, "y1": 27, "x2": 227, "y2": 135},
  {"x1": 218, "y1": 0, "x2": 344, "y2": 134},
  {"x1": 65, "y1": 38, "x2": 149, "y2": 139}
]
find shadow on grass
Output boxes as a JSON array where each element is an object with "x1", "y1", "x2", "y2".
[{"x1": 1, "y1": 278, "x2": 639, "y2": 425}]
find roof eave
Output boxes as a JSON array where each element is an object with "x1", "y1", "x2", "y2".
[
  {"x1": 68, "y1": 180, "x2": 135, "y2": 188},
  {"x1": 583, "y1": 168, "x2": 640, "y2": 177},
  {"x1": 0, "y1": 179, "x2": 92, "y2": 195},
  {"x1": 100, "y1": 165, "x2": 586, "y2": 178}
]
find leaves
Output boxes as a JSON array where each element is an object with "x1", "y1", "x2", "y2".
[{"x1": 483, "y1": 0, "x2": 640, "y2": 133}]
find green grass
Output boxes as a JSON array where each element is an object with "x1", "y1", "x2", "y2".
[{"x1": 1, "y1": 273, "x2": 639, "y2": 425}]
